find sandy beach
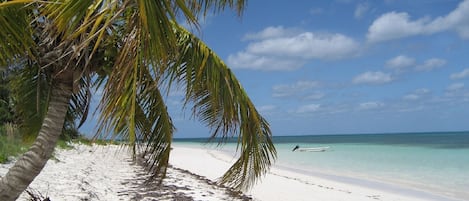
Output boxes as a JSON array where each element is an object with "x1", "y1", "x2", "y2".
[
  {"x1": 0, "y1": 143, "x2": 456, "y2": 201},
  {"x1": 169, "y1": 145, "x2": 452, "y2": 201},
  {"x1": 0, "y1": 144, "x2": 249, "y2": 201}
]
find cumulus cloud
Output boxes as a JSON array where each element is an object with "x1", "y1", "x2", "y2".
[
  {"x1": 352, "y1": 71, "x2": 393, "y2": 85},
  {"x1": 227, "y1": 26, "x2": 360, "y2": 71},
  {"x1": 450, "y1": 68, "x2": 469, "y2": 79},
  {"x1": 416, "y1": 58, "x2": 446, "y2": 71},
  {"x1": 385, "y1": 55, "x2": 446, "y2": 72},
  {"x1": 227, "y1": 52, "x2": 305, "y2": 71},
  {"x1": 245, "y1": 32, "x2": 359, "y2": 59},
  {"x1": 385, "y1": 55, "x2": 416, "y2": 70},
  {"x1": 354, "y1": 3, "x2": 370, "y2": 19},
  {"x1": 367, "y1": 12, "x2": 428, "y2": 42},
  {"x1": 273, "y1": 80, "x2": 320, "y2": 98},
  {"x1": 367, "y1": 0, "x2": 469, "y2": 42}
]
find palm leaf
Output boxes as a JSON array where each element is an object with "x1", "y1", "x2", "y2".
[
  {"x1": 9, "y1": 61, "x2": 51, "y2": 139},
  {"x1": 167, "y1": 24, "x2": 277, "y2": 190},
  {"x1": 0, "y1": 1, "x2": 35, "y2": 67},
  {"x1": 96, "y1": 19, "x2": 174, "y2": 180},
  {"x1": 138, "y1": 72, "x2": 174, "y2": 181}
]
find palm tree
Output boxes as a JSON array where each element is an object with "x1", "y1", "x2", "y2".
[{"x1": 0, "y1": 0, "x2": 276, "y2": 200}]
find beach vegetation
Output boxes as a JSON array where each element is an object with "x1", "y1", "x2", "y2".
[
  {"x1": 55, "y1": 140, "x2": 73, "y2": 150},
  {"x1": 0, "y1": 124, "x2": 29, "y2": 164},
  {"x1": 0, "y1": 123, "x2": 77, "y2": 163},
  {"x1": 0, "y1": 0, "x2": 277, "y2": 200}
]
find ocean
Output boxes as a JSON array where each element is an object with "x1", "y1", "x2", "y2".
[{"x1": 174, "y1": 131, "x2": 469, "y2": 201}]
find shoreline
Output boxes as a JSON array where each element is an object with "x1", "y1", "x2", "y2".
[
  {"x1": 169, "y1": 144, "x2": 464, "y2": 201},
  {"x1": 272, "y1": 164, "x2": 460, "y2": 201}
]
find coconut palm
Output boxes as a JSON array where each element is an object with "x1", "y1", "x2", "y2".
[{"x1": 0, "y1": 0, "x2": 277, "y2": 200}]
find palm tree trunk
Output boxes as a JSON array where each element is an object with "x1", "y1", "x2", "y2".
[{"x1": 0, "y1": 77, "x2": 73, "y2": 200}]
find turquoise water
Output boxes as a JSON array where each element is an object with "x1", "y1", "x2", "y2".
[{"x1": 174, "y1": 132, "x2": 469, "y2": 200}]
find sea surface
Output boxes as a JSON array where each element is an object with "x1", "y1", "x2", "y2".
[{"x1": 174, "y1": 131, "x2": 469, "y2": 201}]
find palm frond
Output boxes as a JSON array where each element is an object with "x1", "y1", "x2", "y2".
[
  {"x1": 167, "y1": 24, "x2": 277, "y2": 190},
  {"x1": 185, "y1": 0, "x2": 247, "y2": 17},
  {"x1": 43, "y1": 0, "x2": 95, "y2": 37},
  {"x1": 9, "y1": 62, "x2": 50, "y2": 139},
  {"x1": 138, "y1": 71, "x2": 174, "y2": 181},
  {"x1": 96, "y1": 18, "x2": 141, "y2": 144},
  {"x1": 0, "y1": 1, "x2": 35, "y2": 67},
  {"x1": 96, "y1": 18, "x2": 174, "y2": 180},
  {"x1": 69, "y1": 73, "x2": 92, "y2": 128}
]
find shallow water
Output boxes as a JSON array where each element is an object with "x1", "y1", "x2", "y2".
[{"x1": 174, "y1": 132, "x2": 469, "y2": 201}]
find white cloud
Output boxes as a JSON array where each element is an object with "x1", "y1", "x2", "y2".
[
  {"x1": 228, "y1": 26, "x2": 360, "y2": 71},
  {"x1": 416, "y1": 58, "x2": 446, "y2": 71},
  {"x1": 367, "y1": 0, "x2": 469, "y2": 42},
  {"x1": 403, "y1": 88, "x2": 430, "y2": 101},
  {"x1": 227, "y1": 52, "x2": 305, "y2": 71},
  {"x1": 358, "y1": 101, "x2": 384, "y2": 110},
  {"x1": 354, "y1": 3, "x2": 370, "y2": 19},
  {"x1": 258, "y1": 105, "x2": 278, "y2": 113},
  {"x1": 385, "y1": 56, "x2": 446, "y2": 72},
  {"x1": 428, "y1": 0, "x2": 469, "y2": 39},
  {"x1": 245, "y1": 32, "x2": 359, "y2": 59},
  {"x1": 273, "y1": 80, "x2": 319, "y2": 98},
  {"x1": 352, "y1": 71, "x2": 393, "y2": 85},
  {"x1": 385, "y1": 55, "x2": 416, "y2": 70},
  {"x1": 447, "y1": 83, "x2": 465, "y2": 91},
  {"x1": 295, "y1": 104, "x2": 321, "y2": 114},
  {"x1": 242, "y1": 26, "x2": 299, "y2": 41},
  {"x1": 367, "y1": 12, "x2": 428, "y2": 42},
  {"x1": 450, "y1": 68, "x2": 469, "y2": 79}
]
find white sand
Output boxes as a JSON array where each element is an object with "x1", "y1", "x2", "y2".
[
  {"x1": 169, "y1": 145, "x2": 458, "y2": 201},
  {"x1": 0, "y1": 144, "x2": 248, "y2": 201},
  {"x1": 0, "y1": 143, "x2": 458, "y2": 201}
]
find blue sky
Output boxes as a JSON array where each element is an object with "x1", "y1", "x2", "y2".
[{"x1": 82, "y1": 0, "x2": 469, "y2": 138}]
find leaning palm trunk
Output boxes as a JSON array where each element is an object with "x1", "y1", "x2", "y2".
[{"x1": 0, "y1": 76, "x2": 73, "y2": 200}]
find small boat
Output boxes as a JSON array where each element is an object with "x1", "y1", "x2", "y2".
[
  {"x1": 296, "y1": 147, "x2": 329, "y2": 152},
  {"x1": 292, "y1": 145, "x2": 329, "y2": 152}
]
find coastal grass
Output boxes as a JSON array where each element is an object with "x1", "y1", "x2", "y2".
[
  {"x1": 1, "y1": 124, "x2": 121, "y2": 164},
  {"x1": 0, "y1": 124, "x2": 29, "y2": 163},
  {"x1": 72, "y1": 137, "x2": 120, "y2": 146},
  {"x1": 0, "y1": 136, "x2": 26, "y2": 163}
]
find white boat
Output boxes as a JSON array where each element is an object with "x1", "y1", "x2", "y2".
[{"x1": 294, "y1": 146, "x2": 330, "y2": 152}]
